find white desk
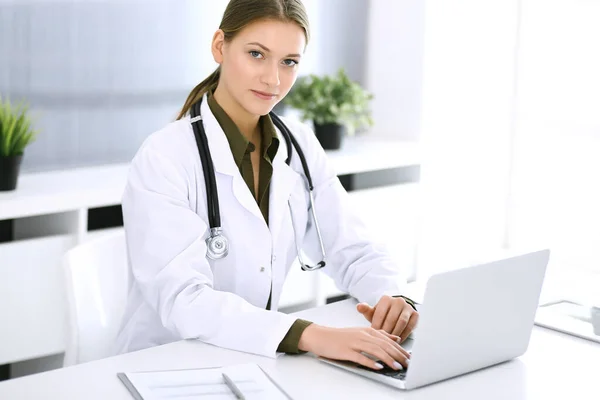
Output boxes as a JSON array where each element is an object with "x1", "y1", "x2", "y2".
[{"x1": 0, "y1": 299, "x2": 598, "y2": 400}]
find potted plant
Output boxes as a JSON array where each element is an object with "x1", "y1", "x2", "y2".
[
  {"x1": 0, "y1": 95, "x2": 38, "y2": 191},
  {"x1": 284, "y1": 68, "x2": 374, "y2": 150}
]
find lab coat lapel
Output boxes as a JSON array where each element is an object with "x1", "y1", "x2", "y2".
[
  {"x1": 199, "y1": 96, "x2": 263, "y2": 221},
  {"x1": 269, "y1": 126, "x2": 303, "y2": 242}
]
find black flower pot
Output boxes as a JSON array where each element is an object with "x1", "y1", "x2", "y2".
[
  {"x1": 313, "y1": 122, "x2": 345, "y2": 150},
  {"x1": 0, "y1": 154, "x2": 24, "y2": 191}
]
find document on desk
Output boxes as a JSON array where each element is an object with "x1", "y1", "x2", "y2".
[{"x1": 117, "y1": 363, "x2": 292, "y2": 400}]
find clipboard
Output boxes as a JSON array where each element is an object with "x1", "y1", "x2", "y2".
[{"x1": 117, "y1": 363, "x2": 292, "y2": 399}]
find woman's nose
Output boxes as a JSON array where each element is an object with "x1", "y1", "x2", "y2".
[{"x1": 261, "y1": 62, "x2": 280, "y2": 87}]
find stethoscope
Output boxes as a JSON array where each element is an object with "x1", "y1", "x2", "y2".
[{"x1": 190, "y1": 97, "x2": 327, "y2": 271}]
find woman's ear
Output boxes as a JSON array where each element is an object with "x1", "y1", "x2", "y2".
[{"x1": 211, "y1": 29, "x2": 225, "y2": 64}]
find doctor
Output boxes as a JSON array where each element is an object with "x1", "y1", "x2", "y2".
[{"x1": 116, "y1": 0, "x2": 418, "y2": 372}]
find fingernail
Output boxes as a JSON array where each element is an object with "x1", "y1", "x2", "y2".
[
  {"x1": 374, "y1": 362, "x2": 384, "y2": 369},
  {"x1": 406, "y1": 359, "x2": 411, "y2": 364},
  {"x1": 393, "y1": 361, "x2": 404, "y2": 370}
]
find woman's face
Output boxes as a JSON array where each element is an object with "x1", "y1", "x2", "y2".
[{"x1": 212, "y1": 18, "x2": 306, "y2": 117}]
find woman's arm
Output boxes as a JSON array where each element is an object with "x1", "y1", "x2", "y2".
[{"x1": 122, "y1": 138, "x2": 297, "y2": 358}]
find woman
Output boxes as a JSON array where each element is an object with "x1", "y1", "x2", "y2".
[{"x1": 115, "y1": 0, "x2": 418, "y2": 372}]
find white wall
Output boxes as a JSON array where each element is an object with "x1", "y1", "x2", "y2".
[
  {"x1": 301, "y1": 0, "x2": 370, "y2": 83},
  {"x1": 0, "y1": 0, "x2": 228, "y2": 171},
  {"x1": 365, "y1": 0, "x2": 425, "y2": 141},
  {"x1": 416, "y1": 0, "x2": 520, "y2": 277}
]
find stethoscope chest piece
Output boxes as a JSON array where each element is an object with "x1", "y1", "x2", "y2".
[{"x1": 206, "y1": 228, "x2": 229, "y2": 260}]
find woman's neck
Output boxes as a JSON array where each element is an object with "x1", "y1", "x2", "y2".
[{"x1": 213, "y1": 85, "x2": 261, "y2": 142}]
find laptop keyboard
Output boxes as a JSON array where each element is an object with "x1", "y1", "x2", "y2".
[{"x1": 357, "y1": 363, "x2": 408, "y2": 380}]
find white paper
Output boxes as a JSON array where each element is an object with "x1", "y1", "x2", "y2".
[{"x1": 121, "y1": 363, "x2": 289, "y2": 400}]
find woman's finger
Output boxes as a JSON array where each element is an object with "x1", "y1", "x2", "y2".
[
  {"x1": 356, "y1": 341, "x2": 403, "y2": 370},
  {"x1": 378, "y1": 330, "x2": 401, "y2": 343},
  {"x1": 398, "y1": 312, "x2": 419, "y2": 342},
  {"x1": 392, "y1": 307, "x2": 413, "y2": 338},
  {"x1": 371, "y1": 329, "x2": 411, "y2": 359},
  {"x1": 381, "y1": 300, "x2": 403, "y2": 333},
  {"x1": 371, "y1": 297, "x2": 392, "y2": 330},
  {"x1": 361, "y1": 333, "x2": 409, "y2": 367},
  {"x1": 369, "y1": 335, "x2": 410, "y2": 367},
  {"x1": 347, "y1": 351, "x2": 386, "y2": 371}
]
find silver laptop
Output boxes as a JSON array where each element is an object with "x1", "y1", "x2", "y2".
[{"x1": 319, "y1": 249, "x2": 550, "y2": 390}]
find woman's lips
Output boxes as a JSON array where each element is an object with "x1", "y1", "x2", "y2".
[{"x1": 251, "y1": 90, "x2": 277, "y2": 100}]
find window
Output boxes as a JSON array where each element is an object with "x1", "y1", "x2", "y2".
[
  {"x1": 508, "y1": 0, "x2": 600, "y2": 303},
  {"x1": 416, "y1": 0, "x2": 600, "y2": 307},
  {"x1": 417, "y1": 0, "x2": 519, "y2": 278}
]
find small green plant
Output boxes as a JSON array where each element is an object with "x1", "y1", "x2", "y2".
[
  {"x1": 285, "y1": 68, "x2": 374, "y2": 135},
  {"x1": 0, "y1": 95, "x2": 38, "y2": 157}
]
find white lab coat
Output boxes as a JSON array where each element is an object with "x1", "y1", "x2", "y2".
[{"x1": 114, "y1": 94, "x2": 407, "y2": 358}]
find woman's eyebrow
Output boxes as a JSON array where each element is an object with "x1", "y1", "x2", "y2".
[{"x1": 246, "y1": 42, "x2": 302, "y2": 58}]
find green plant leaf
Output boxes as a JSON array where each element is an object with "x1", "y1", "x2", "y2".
[
  {"x1": 284, "y1": 68, "x2": 374, "y2": 135},
  {"x1": 0, "y1": 95, "x2": 38, "y2": 157}
]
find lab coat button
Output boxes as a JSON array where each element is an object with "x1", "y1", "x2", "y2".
[
  {"x1": 260, "y1": 266, "x2": 265, "y2": 272},
  {"x1": 272, "y1": 255, "x2": 277, "y2": 262}
]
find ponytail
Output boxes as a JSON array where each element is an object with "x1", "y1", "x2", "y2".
[{"x1": 176, "y1": 67, "x2": 221, "y2": 120}]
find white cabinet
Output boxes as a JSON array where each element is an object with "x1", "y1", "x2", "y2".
[
  {"x1": 0, "y1": 234, "x2": 75, "y2": 365},
  {"x1": 0, "y1": 164, "x2": 128, "y2": 368}
]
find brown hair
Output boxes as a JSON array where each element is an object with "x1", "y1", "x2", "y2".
[{"x1": 176, "y1": 0, "x2": 310, "y2": 120}]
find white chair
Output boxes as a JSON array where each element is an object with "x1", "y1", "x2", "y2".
[{"x1": 62, "y1": 229, "x2": 129, "y2": 366}]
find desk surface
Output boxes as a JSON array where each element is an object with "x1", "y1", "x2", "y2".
[{"x1": 0, "y1": 299, "x2": 598, "y2": 399}]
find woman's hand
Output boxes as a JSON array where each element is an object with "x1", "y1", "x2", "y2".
[
  {"x1": 298, "y1": 324, "x2": 411, "y2": 370},
  {"x1": 356, "y1": 295, "x2": 419, "y2": 342}
]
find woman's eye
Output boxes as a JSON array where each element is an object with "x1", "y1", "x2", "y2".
[
  {"x1": 283, "y1": 59, "x2": 298, "y2": 67},
  {"x1": 250, "y1": 50, "x2": 263, "y2": 59}
]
